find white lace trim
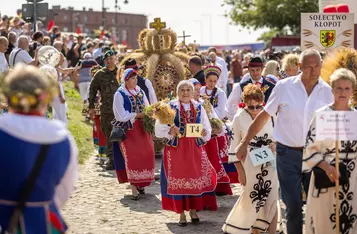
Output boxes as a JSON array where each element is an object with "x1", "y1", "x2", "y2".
[{"x1": 121, "y1": 142, "x2": 154, "y2": 182}]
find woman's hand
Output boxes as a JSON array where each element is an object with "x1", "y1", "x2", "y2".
[
  {"x1": 201, "y1": 129, "x2": 207, "y2": 137},
  {"x1": 59, "y1": 96, "x2": 66, "y2": 104},
  {"x1": 318, "y1": 161, "x2": 340, "y2": 183},
  {"x1": 136, "y1": 113, "x2": 145, "y2": 119},
  {"x1": 235, "y1": 162, "x2": 247, "y2": 186},
  {"x1": 269, "y1": 142, "x2": 276, "y2": 154},
  {"x1": 236, "y1": 142, "x2": 249, "y2": 161},
  {"x1": 325, "y1": 164, "x2": 340, "y2": 183},
  {"x1": 169, "y1": 126, "x2": 180, "y2": 136}
]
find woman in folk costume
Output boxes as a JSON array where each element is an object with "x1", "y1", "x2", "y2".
[
  {"x1": 90, "y1": 65, "x2": 107, "y2": 165},
  {"x1": 222, "y1": 84, "x2": 278, "y2": 234},
  {"x1": 112, "y1": 68, "x2": 155, "y2": 200},
  {"x1": 155, "y1": 80, "x2": 217, "y2": 226},
  {"x1": 303, "y1": 68, "x2": 357, "y2": 234},
  {"x1": 200, "y1": 66, "x2": 233, "y2": 195},
  {"x1": 0, "y1": 65, "x2": 78, "y2": 233}
]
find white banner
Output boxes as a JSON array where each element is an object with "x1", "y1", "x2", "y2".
[
  {"x1": 316, "y1": 111, "x2": 357, "y2": 141},
  {"x1": 301, "y1": 13, "x2": 354, "y2": 51}
]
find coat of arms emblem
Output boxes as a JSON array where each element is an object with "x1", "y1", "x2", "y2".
[{"x1": 320, "y1": 30, "x2": 336, "y2": 48}]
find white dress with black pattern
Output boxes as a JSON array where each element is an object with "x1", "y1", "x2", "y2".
[
  {"x1": 222, "y1": 108, "x2": 278, "y2": 234},
  {"x1": 304, "y1": 105, "x2": 357, "y2": 234}
]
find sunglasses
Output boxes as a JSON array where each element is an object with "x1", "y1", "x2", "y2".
[{"x1": 247, "y1": 105, "x2": 263, "y2": 110}]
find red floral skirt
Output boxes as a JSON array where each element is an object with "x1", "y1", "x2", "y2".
[
  {"x1": 118, "y1": 120, "x2": 155, "y2": 187},
  {"x1": 161, "y1": 138, "x2": 218, "y2": 213},
  {"x1": 205, "y1": 136, "x2": 232, "y2": 195},
  {"x1": 217, "y1": 134, "x2": 239, "y2": 184}
]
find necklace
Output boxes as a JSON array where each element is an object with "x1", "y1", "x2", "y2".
[
  {"x1": 125, "y1": 85, "x2": 137, "y2": 98},
  {"x1": 180, "y1": 101, "x2": 196, "y2": 124},
  {"x1": 205, "y1": 87, "x2": 213, "y2": 97}
]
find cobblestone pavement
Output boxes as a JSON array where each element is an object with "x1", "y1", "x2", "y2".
[{"x1": 62, "y1": 156, "x2": 289, "y2": 234}]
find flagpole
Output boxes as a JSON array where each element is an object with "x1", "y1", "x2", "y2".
[{"x1": 335, "y1": 140, "x2": 340, "y2": 234}]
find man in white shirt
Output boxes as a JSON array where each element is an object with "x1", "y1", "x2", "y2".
[
  {"x1": 208, "y1": 47, "x2": 228, "y2": 92},
  {"x1": 0, "y1": 37, "x2": 9, "y2": 73},
  {"x1": 9, "y1": 35, "x2": 38, "y2": 67},
  {"x1": 93, "y1": 42, "x2": 104, "y2": 60},
  {"x1": 235, "y1": 49, "x2": 333, "y2": 234},
  {"x1": 225, "y1": 57, "x2": 275, "y2": 120}
]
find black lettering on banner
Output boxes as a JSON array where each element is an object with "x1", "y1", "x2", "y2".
[
  {"x1": 262, "y1": 150, "x2": 269, "y2": 159},
  {"x1": 255, "y1": 152, "x2": 263, "y2": 161},
  {"x1": 190, "y1": 125, "x2": 195, "y2": 133},
  {"x1": 189, "y1": 125, "x2": 200, "y2": 134}
]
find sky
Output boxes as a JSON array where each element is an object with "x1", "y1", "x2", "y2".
[{"x1": 1, "y1": 0, "x2": 267, "y2": 46}]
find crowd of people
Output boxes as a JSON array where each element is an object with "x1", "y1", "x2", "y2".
[{"x1": 0, "y1": 14, "x2": 357, "y2": 234}]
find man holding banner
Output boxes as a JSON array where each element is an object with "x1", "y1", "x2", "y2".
[{"x1": 235, "y1": 49, "x2": 333, "y2": 234}]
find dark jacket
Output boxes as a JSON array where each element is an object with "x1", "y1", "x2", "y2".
[
  {"x1": 239, "y1": 77, "x2": 275, "y2": 103},
  {"x1": 194, "y1": 70, "x2": 205, "y2": 86},
  {"x1": 137, "y1": 76, "x2": 150, "y2": 103},
  {"x1": 88, "y1": 67, "x2": 119, "y2": 115}
]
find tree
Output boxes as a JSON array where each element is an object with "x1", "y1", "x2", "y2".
[
  {"x1": 224, "y1": 0, "x2": 318, "y2": 35},
  {"x1": 257, "y1": 29, "x2": 284, "y2": 48}
]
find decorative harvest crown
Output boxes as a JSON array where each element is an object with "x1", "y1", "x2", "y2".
[{"x1": 138, "y1": 18, "x2": 177, "y2": 55}]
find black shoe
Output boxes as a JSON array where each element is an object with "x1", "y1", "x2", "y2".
[
  {"x1": 104, "y1": 160, "x2": 114, "y2": 170},
  {"x1": 190, "y1": 212, "x2": 200, "y2": 224},
  {"x1": 131, "y1": 194, "x2": 140, "y2": 201},
  {"x1": 191, "y1": 217, "x2": 200, "y2": 224},
  {"x1": 138, "y1": 187, "x2": 145, "y2": 194},
  {"x1": 178, "y1": 221, "x2": 187, "y2": 227}
]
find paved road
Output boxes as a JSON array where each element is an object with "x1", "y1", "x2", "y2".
[{"x1": 62, "y1": 156, "x2": 288, "y2": 234}]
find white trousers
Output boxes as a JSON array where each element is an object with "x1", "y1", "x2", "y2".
[{"x1": 78, "y1": 82, "x2": 90, "y2": 102}]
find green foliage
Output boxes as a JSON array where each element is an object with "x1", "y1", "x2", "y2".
[
  {"x1": 224, "y1": 0, "x2": 319, "y2": 34},
  {"x1": 63, "y1": 82, "x2": 95, "y2": 164},
  {"x1": 257, "y1": 29, "x2": 286, "y2": 47}
]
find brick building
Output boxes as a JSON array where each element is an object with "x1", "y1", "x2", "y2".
[{"x1": 46, "y1": 6, "x2": 147, "y2": 49}]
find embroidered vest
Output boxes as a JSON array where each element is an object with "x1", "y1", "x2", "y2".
[
  {"x1": 165, "y1": 102, "x2": 206, "y2": 147},
  {"x1": 240, "y1": 78, "x2": 275, "y2": 103},
  {"x1": 111, "y1": 88, "x2": 145, "y2": 129}
]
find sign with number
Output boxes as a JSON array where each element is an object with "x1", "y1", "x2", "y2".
[
  {"x1": 186, "y1": 124, "x2": 203, "y2": 138},
  {"x1": 316, "y1": 111, "x2": 357, "y2": 141},
  {"x1": 249, "y1": 147, "x2": 275, "y2": 167}
]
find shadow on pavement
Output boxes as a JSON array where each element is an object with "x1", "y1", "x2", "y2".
[{"x1": 119, "y1": 192, "x2": 162, "y2": 214}]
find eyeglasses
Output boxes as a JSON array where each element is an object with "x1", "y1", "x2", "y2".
[{"x1": 247, "y1": 105, "x2": 263, "y2": 110}]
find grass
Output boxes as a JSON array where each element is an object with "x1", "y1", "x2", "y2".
[{"x1": 63, "y1": 81, "x2": 95, "y2": 164}]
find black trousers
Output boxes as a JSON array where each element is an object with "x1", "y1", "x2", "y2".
[{"x1": 100, "y1": 113, "x2": 114, "y2": 160}]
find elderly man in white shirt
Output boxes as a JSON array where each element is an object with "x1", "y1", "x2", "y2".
[
  {"x1": 0, "y1": 37, "x2": 9, "y2": 73},
  {"x1": 235, "y1": 49, "x2": 333, "y2": 234},
  {"x1": 9, "y1": 35, "x2": 38, "y2": 67}
]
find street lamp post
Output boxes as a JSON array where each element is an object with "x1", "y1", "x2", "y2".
[{"x1": 102, "y1": 0, "x2": 105, "y2": 29}]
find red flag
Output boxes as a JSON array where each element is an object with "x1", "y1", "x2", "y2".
[
  {"x1": 76, "y1": 27, "x2": 81, "y2": 35},
  {"x1": 122, "y1": 40, "x2": 127, "y2": 46},
  {"x1": 99, "y1": 30, "x2": 105, "y2": 40},
  {"x1": 323, "y1": 5, "x2": 337, "y2": 13},
  {"x1": 336, "y1": 4, "x2": 349, "y2": 13},
  {"x1": 324, "y1": 4, "x2": 350, "y2": 13},
  {"x1": 47, "y1": 20, "x2": 55, "y2": 31}
]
